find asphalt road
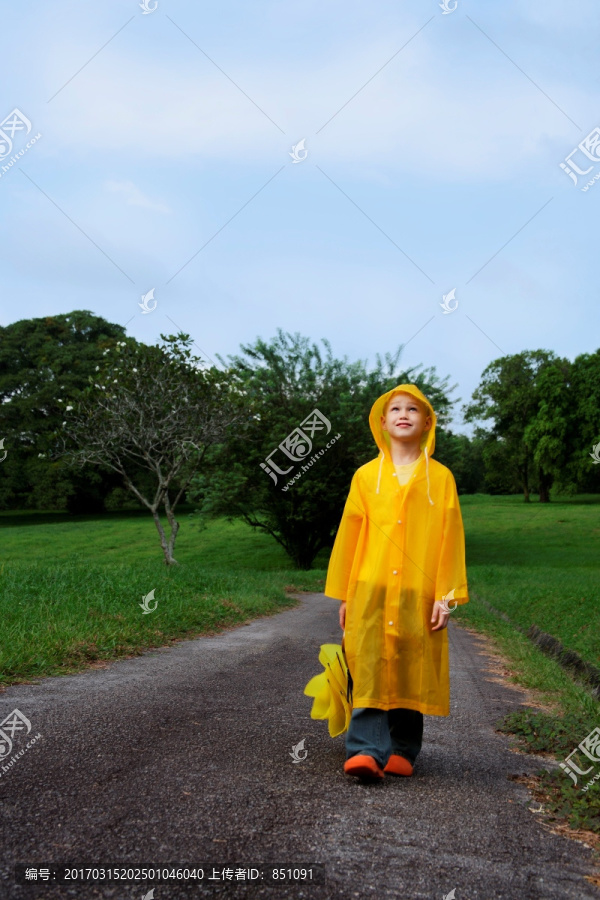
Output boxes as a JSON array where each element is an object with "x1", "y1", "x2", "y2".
[{"x1": 1, "y1": 593, "x2": 599, "y2": 900}]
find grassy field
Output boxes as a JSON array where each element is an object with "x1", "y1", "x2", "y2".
[
  {"x1": 459, "y1": 493, "x2": 599, "y2": 666},
  {"x1": 1, "y1": 494, "x2": 599, "y2": 834},
  {"x1": 0, "y1": 506, "x2": 332, "y2": 568},
  {"x1": 452, "y1": 493, "x2": 600, "y2": 839},
  {"x1": 0, "y1": 508, "x2": 325, "y2": 686},
  {"x1": 2, "y1": 495, "x2": 598, "y2": 680}
]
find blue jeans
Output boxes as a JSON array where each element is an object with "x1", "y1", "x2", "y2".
[{"x1": 345, "y1": 707, "x2": 423, "y2": 769}]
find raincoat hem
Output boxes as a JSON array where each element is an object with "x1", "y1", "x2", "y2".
[{"x1": 352, "y1": 698, "x2": 449, "y2": 716}]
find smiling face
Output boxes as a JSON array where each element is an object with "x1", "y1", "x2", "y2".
[{"x1": 381, "y1": 392, "x2": 432, "y2": 445}]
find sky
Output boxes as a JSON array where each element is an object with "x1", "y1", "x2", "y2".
[{"x1": 1, "y1": 0, "x2": 599, "y2": 432}]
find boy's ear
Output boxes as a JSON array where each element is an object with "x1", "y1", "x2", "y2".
[{"x1": 381, "y1": 414, "x2": 388, "y2": 431}]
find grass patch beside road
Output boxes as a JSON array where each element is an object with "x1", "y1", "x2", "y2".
[
  {"x1": 459, "y1": 493, "x2": 599, "y2": 668},
  {"x1": 0, "y1": 509, "x2": 326, "y2": 689},
  {"x1": 453, "y1": 494, "x2": 600, "y2": 838},
  {"x1": 0, "y1": 560, "x2": 324, "y2": 688},
  {"x1": 451, "y1": 614, "x2": 600, "y2": 839}
]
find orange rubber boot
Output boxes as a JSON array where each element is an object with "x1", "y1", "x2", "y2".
[
  {"x1": 383, "y1": 754, "x2": 414, "y2": 776},
  {"x1": 344, "y1": 754, "x2": 385, "y2": 779}
]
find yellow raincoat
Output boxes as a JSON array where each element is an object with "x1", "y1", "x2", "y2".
[{"x1": 324, "y1": 384, "x2": 469, "y2": 716}]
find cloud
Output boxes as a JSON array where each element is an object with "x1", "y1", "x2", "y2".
[
  {"x1": 36, "y1": 14, "x2": 590, "y2": 183},
  {"x1": 104, "y1": 180, "x2": 171, "y2": 213}
]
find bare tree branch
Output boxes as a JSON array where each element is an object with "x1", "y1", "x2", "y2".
[{"x1": 60, "y1": 335, "x2": 244, "y2": 564}]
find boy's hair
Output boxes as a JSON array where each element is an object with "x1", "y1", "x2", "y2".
[{"x1": 382, "y1": 390, "x2": 427, "y2": 418}]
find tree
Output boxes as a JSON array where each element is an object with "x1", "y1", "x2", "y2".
[
  {"x1": 463, "y1": 351, "x2": 558, "y2": 502},
  {"x1": 188, "y1": 330, "x2": 456, "y2": 569},
  {"x1": 523, "y1": 357, "x2": 572, "y2": 501},
  {"x1": 478, "y1": 432, "x2": 522, "y2": 495},
  {"x1": 61, "y1": 334, "x2": 240, "y2": 565},
  {"x1": 433, "y1": 428, "x2": 487, "y2": 494},
  {"x1": 567, "y1": 350, "x2": 600, "y2": 493},
  {"x1": 0, "y1": 310, "x2": 127, "y2": 511}
]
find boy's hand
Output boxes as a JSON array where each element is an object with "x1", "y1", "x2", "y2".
[
  {"x1": 339, "y1": 601, "x2": 346, "y2": 630},
  {"x1": 430, "y1": 601, "x2": 450, "y2": 631}
]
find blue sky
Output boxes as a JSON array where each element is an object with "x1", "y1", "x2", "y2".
[{"x1": 1, "y1": 0, "x2": 599, "y2": 430}]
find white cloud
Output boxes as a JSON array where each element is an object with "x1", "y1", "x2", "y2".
[
  {"x1": 104, "y1": 180, "x2": 171, "y2": 213},
  {"x1": 36, "y1": 18, "x2": 591, "y2": 183}
]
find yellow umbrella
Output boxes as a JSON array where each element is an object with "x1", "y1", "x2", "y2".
[{"x1": 303, "y1": 636, "x2": 353, "y2": 737}]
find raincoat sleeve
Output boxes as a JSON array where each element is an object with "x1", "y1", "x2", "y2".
[
  {"x1": 435, "y1": 471, "x2": 469, "y2": 606},
  {"x1": 324, "y1": 470, "x2": 366, "y2": 603}
]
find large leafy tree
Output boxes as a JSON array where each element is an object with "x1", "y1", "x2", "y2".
[
  {"x1": 434, "y1": 429, "x2": 487, "y2": 494},
  {"x1": 566, "y1": 350, "x2": 600, "y2": 492},
  {"x1": 463, "y1": 351, "x2": 558, "y2": 502},
  {"x1": 465, "y1": 349, "x2": 600, "y2": 501},
  {"x1": 188, "y1": 330, "x2": 456, "y2": 569},
  {"x1": 526, "y1": 349, "x2": 600, "y2": 495},
  {"x1": 61, "y1": 334, "x2": 241, "y2": 565},
  {"x1": 0, "y1": 310, "x2": 127, "y2": 511},
  {"x1": 523, "y1": 357, "x2": 572, "y2": 499}
]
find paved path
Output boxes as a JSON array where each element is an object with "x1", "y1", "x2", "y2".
[{"x1": 1, "y1": 593, "x2": 599, "y2": 900}]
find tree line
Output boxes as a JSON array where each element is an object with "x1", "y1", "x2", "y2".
[{"x1": 0, "y1": 311, "x2": 598, "y2": 567}]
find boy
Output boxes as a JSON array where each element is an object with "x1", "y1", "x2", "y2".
[{"x1": 324, "y1": 384, "x2": 469, "y2": 780}]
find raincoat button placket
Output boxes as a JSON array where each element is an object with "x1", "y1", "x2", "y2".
[{"x1": 390, "y1": 499, "x2": 403, "y2": 629}]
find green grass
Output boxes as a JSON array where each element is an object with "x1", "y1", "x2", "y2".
[
  {"x1": 458, "y1": 493, "x2": 600, "y2": 667},
  {"x1": 452, "y1": 493, "x2": 600, "y2": 838},
  {"x1": 1, "y1": 494, "x2": 599, "y2": 835},
  {"x1": 0, "y1": 509, "x2": 326, "y2": 686},
  {"x1": 0, "y1": 506, "x2": 329, "y2": 569},
  {"x1": 0, "y1": 561, "x2": 324, "y2": 684}
]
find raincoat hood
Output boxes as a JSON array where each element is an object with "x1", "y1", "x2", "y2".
[{"x1": 369, "y1": 384, "x2": 437, "y2": 502}]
